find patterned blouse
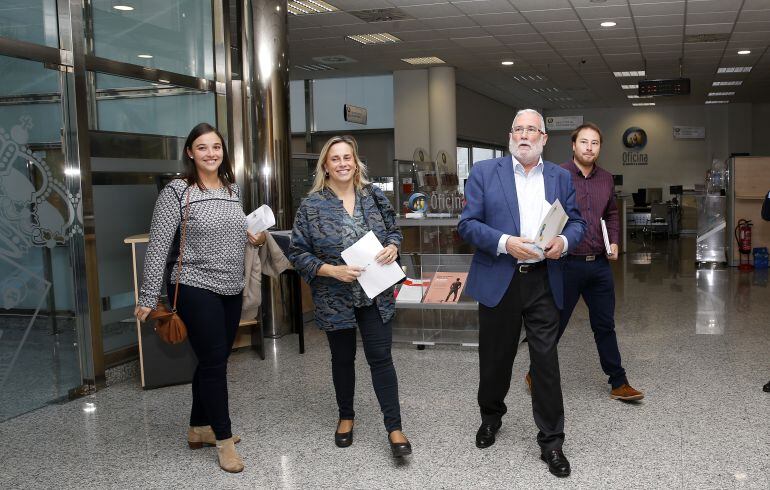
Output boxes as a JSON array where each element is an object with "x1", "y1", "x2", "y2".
[
  {"x1": 341, "y1": 194, "x2": 373, "y2": 308},
  {"x1": 138, "y1": 179, "x2": 247, "y2": 308}
]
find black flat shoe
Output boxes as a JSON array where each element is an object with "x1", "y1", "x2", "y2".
[
  {"x1": 334, "y1": 420, "x2": 353, "y2": 448},
  {"x1": 540, "y1": 448, "x2": 571, "y2": 478},
  {"x1": 475, "y1": 420, "x2": 502, "y2": 449},
  {"x1": 388, "y1": 432, "x2": 412, "y2": 458}
]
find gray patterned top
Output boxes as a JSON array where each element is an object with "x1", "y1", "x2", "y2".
[
  {"x1": 341, "y1": 195, "x2": 373, "y2": 308},
  {"x1": 138, "y1": 179, "x2": 247, "y2": 308}
]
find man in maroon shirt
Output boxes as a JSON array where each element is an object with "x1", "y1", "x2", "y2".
[{"x1": 557, "y1": 123, "x2": 643, "y2": 401}]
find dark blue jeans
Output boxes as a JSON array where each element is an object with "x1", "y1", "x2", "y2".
[
  {"x1": 560, "y1": 256, "x2": 628, "y2": 389},
  {"x1": 325, "y1": 304, "x2": 402, "y2": 433},
  {"x1": 170, "y1": 283, "x2": 242, "y2": 440}
]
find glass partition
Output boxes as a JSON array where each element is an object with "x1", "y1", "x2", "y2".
[
  {"x1": 95, "y1": 73, "x2": 215, "y2": 137},
  {"x1": 0, "y1": 55, "x2": 82, "y2": 421},
  {"x1": 91, "y1": 0, "x2": 214, "y2": 79},
  {"x1": 0, "y1": 0, "x2": 59, "y2": 47}
]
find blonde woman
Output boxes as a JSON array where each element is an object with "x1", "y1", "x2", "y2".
[{"x1": 288, "y1": 135, "x2": 412, "y2": 458}]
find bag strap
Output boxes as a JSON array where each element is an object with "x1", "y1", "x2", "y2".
[{"x1": 172, "y1": 187, "x2": 192, "y2": 312}]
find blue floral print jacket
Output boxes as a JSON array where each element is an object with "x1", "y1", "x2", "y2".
[{"x1": 288, "y1": 185, "x2": 402, "y2": 331}]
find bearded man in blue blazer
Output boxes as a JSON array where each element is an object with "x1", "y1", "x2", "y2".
[{"x1": 458, "y1": 109, "x2": 585, "y2": 478}]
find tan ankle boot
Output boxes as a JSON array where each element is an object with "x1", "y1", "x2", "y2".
[
  {"x1": 188, "y1": 426, "x2": 241, "y2": 449},
  {"x1": 216, "y1": 438, "x2": 244, "y2": 473}
]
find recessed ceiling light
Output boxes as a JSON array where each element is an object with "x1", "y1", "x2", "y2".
[
  {"x1": 621, "y1": 84, "x2": 638, "y2": 90},
  {"x1": 113, "y1": 5, "x2": 134, "y2": 11},
  {"x1": 708, "y1": 92, "x2": 735, "y2": 96},
  {"x1": 347, "y1": 33, "x2": 401, "y2": 45},
  {"x1": 501, "y1": 61, "x2": 514, "y2": 66},
  {"x1": 137, "y1": 54, "x2": 153, "y2": 59},
  {"x1": 287, "y1": 0, "x2": 338, "y2": 15},
  {"x1": 513, "y1": 75, "x2": 545, "y2": 82},
  {"x1": 632, "y1": 102, "x2": 655, "y2": 106},
  {"x1": 717, "y1": 66, "x2": 752, "y2": 73},
  {"x1": 614, "y1": 71, "x2": 645, "y2": 77},
  {"x1": 705, "y1": 100, "x2": 729, "y2": 104},
  {"x1": 295, "y1": 63, "x2": 336, "y2": 71},
  {"x1": 600, "y1": 21, "x2": 617, "y2": 27},
  {"x1": 737, "y1": 50, "x2": 751, "y2": 55},
  {"x1": 712, "y1": 81, "x2": 742, "y2": 86},
  {"x1": 627, "y1": 94, "x2": 652, "y2": 99},
  {"x1": 401, "y1": 56, "x2": 445, "y2": 65}
]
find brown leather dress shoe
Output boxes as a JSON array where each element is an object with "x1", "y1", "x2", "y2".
[
  {"x1": 525, "y1": 372, "x2": 532, "y2": 393},
  {"x1": 610, "y1": 383, "x2": 644, "y2": 401}
]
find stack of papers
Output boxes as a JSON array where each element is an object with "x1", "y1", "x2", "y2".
[
  {"x1": 246, "y1": 205, "x2": 275, "y2": 234},
  {"x1": 341, "y1": 231, "x2": 406, "y2": 299}
]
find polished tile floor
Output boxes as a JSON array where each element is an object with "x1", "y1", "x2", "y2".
[{"x1": 0, "y1": 237, "x2": 768, "y2": 489}]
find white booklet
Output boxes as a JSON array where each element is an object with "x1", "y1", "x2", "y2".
[
  {"x1": 341, "y1": 231, "x2": 406, "y2": 299},
  {"x1": 534, "y1": 199, "x2": 569, "y2": 249},
  {"x1": 601, "y1": 218, "x2": 613, "y2": 256},
  {"x1": 246, "y1": 204, "x2": 275, "y2": 234},
  {"x1": 396, "y1": 278, "x2": 428, "y2": 304}
]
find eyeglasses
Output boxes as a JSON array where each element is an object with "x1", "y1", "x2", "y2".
[{"x1": 511, "y1": 126, "x2": 545, "y2": 136}]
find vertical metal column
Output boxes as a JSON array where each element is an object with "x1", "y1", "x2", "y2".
[
  {"x1": 59, "y1": 0, "x2": 104, "y2": 389},
  {"x1": 250, "y1": 0, "x2": 295, "y2": 338}
]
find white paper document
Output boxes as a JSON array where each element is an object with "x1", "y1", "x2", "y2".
[
  {"x1": 533, "y1": 199, "x2": 569, "y2": 249},
  {"x1": 601, "y1": 218, "x2": 613, "y2": 256},
  {"x1": 341, "y1": 231, "x2": 406, "y2": 299},
  {"x1": 396, "y1": 278, "x2": 428, "y2": 304},
  {"x1": 246, "y1": 204, "x2": 275, "y2": 234}
]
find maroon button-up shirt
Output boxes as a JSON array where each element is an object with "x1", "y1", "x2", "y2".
[{"x1": 561, "y1": 161, "x2": 619, "y2": 255}]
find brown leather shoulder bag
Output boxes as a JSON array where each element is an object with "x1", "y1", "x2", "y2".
[{"x1": 148, "y1": 188, "x2": 191, "y2": 344}]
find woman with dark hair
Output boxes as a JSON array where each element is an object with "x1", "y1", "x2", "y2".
[
  {"x1": 288, "y1": 135, "x2": 412, "y2": 458},
  {"x1": 134, "y1": 122, "x2": 264, "y2": 473}
]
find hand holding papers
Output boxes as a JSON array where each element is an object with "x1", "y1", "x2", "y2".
[
  {"x1": 534, "y1": 199, "x2": 569, "y2": 249},
  {"x1": 601, "y1": 218, "x2": 613, "y2": 256},
  {"x1": 246, "y1": 205, "x2": 275, "y2": 234},
  {"x1": 341, "y1": 231, "x2": 405, "y2": 299}
]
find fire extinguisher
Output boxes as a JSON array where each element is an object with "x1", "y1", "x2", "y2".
[{"x1": 734, "y1": 219, "x2": 753, "y2": 270}]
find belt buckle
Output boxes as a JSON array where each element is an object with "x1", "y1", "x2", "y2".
[
  {"x1": 518, "y1": 264, "x2": 530, "y2": 273},
  {"x1": 586, "y1": 255, "x2": 596, "y2": 261}
]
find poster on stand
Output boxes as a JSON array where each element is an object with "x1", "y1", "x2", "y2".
[{"x1": 423, "y1": 272, "x2": 468, "y2": 304}]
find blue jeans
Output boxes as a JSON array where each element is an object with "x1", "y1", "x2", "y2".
[
  {"x1": 325, "y1": 304, "x2": 402, "y2": 433},
  {"x1": 560, "y1": 257, "x2": 628, "y2": 388}
]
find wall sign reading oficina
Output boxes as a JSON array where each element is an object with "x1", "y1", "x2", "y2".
[{"x1": 622, "y1": 127, "x2": 649, "y2": 166}]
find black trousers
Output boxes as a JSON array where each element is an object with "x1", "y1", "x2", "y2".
[
  {"x1": 325, "y1": 304, "x2": 402, "y2": 433},
  {"x1": 478, "y1": 266, "x2": 565, "y2": 451},
  {"x1": 170, "y1": 283, "x2": 242, "y2": 441},
  {"x1": 560, "y1": 256, "x2": 627, "y2": 388}
]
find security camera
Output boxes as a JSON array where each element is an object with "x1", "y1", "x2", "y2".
[{"x1": 580, "y1": 58, "x2": 587, "y2": 64}]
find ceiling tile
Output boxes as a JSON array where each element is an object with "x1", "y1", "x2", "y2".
[
  {"x1": 541, "y1": 30, "x2": 592, "y2": 42},
  {"x1": 450, "y1": 36, "x2": 504, "y2": 48},
  {"x1": 421, "y1": 15, "x2": 479, "y2": 29},
  {"x1": 637, "y1": 26, "x2": 684, "y2": 37},
  {"x1": 452, "y1": 0, "x2": 516, "y2": 15},
  {"x1": 471, "y1": 12, "x2": 528, "y2": 26},
  {"x1": 687, "y1": 0, "x2": 743, "y2": 14},
  {"x1": 301, "y1": 11, "x2": 366, "y2": 27},
  {"x1": 494, "y1": 33, "x2": 546, "y2": 45},
  {"x1": 532, "y1": 20, "x2": 584, "y2": 33},
  {"x1": 484, "y1": 23, "x2": 538, "y2": 35},
  {"x1": 687, "y1": 11, "x2": 739, "y2": 25},
  {"x1": 574, "y1": 5, "x2": 632, "y2": 20},
  {"x1": 399, "y1": 3, "x2": 465, "y2": 19},
  {"x1": 522, "y1": 9, "x2": 578, "y2": 23},
  {"x1": 433, "y1": 26, "x2": 489, "y2": 38},
  {"x1": 511, "y1": 0, "x2": 572, "y2": 11},
  {"x1": 639, "y1": 35, "x2": 683, "y2": 45},
  {"x1": 635, "y1": 14, "x2": 684, "y2": 28},
  {"x1": 734, "y1": 21, "x2": 770, "y2": 32},
  {"x1": 589, "y1": 27, "x2": 636, "y2": 39},
  {"x1": 737, "y1": 9, "x2": 770, "y2": 22},
  {"x1": 630, "y1": 1, "x2": 685, "y2": 17},
  {"x1": 685, "y1": 23, "x2": 735, "y2": 35}
]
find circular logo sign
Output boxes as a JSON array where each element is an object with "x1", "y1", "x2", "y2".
[
  {"x1": 622, "y1": 127, "x2": 647, "y2": 149},
  {"x1": 408, "y1": 192, "x2": 428, "y2": 213}
]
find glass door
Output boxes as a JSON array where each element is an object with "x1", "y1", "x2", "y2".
[{"x1": 0, "y1": 55, "x2": 83, "y2": 420}]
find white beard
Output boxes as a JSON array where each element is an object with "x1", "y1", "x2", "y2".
[{"x1": 509, "y1": 136, "x2": 544, "y2": 164}]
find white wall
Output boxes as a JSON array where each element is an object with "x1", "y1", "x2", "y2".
[
  {"x1": 393, "y1": 70, "x2": 430, "y2": 161},
  {"x1": 456, "y1": 85, "x2": 516, "y2": 147},
  {"x1": 751, "y1": 103, "x2": 770, "y2": 156},
  {"x1": 543, "y1": 104, "x2": 754, "y2": 200},
  {"x1": 313, "y1": 75, "x2": 394, "y2": 131}
]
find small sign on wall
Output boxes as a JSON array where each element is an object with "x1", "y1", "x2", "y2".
[
  {"x1": 545, "y1": 115, "x2": 583, "y2": 131},
  {"x1": 673, "y1": 126, "x2": 705, "y2": 139},
  {"x1": 343, "y1": 104, "x2": 367, "y2": 125}
]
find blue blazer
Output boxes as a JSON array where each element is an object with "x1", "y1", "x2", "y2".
[{"x1": 458, "y1": 156, "x2": 586, "y2": 309}]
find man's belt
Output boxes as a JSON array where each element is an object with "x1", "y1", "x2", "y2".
[
  {"x1": 515, "y1": 261, "x2": 546, "y2": 273},
  {"x1": 566, "y1": 254, "x2": 606, "y2": 262}
]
